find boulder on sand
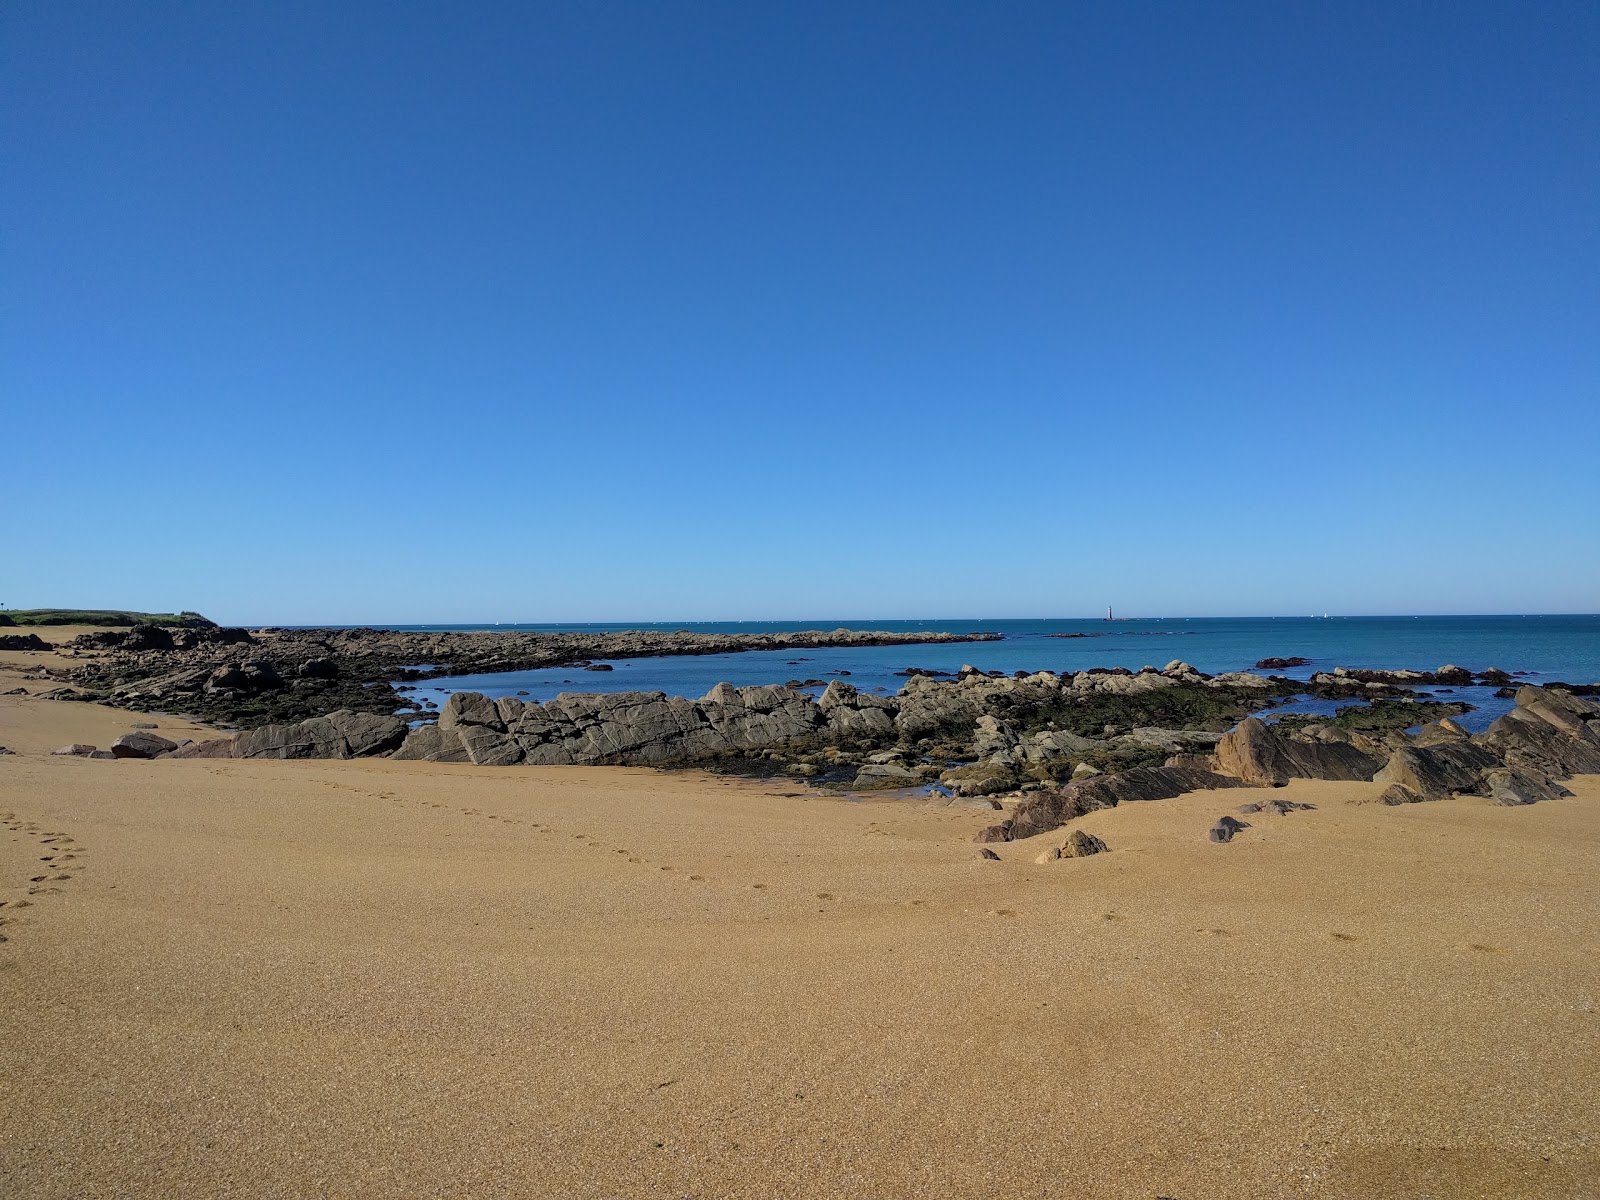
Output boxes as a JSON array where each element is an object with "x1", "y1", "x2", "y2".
[
  {"x1": 1209, "y1": 815, "x2": 1250, "y2": 843},
  {"x1": 1480, "y1": 767, "x2": 1573, "y2": 807},
  {"x1": 1062, "y1": 829, "x2": 1108, "y2": 857},
  {"x1": 111, "y1": 731, "x2": 180, "y2": 759}
]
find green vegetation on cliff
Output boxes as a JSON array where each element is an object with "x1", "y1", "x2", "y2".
[{"x1": 0, "y1": 609, "x2": 216, "y2": 628}]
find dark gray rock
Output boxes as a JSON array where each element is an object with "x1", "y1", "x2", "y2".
[
  {"x1": 110, "y1": 731, "x2": 180, "y2": 759},
  {"x1": 1374, "y1": 742, "x2": 1500, "y2": 801},
  {"x1": 0, "y1": 633, "x2": 53, "y2": 651},
  {"x1": 978, "y1": 847, "x2": 1002, "y2": 861},
  {"x1": 230, "y1": 710, "x2": 406, "y2": 760},
  {"x1": 1480, "y1": 768, "x2": 1573, "y2": 807},
  {"x1": 1209, "y1": 815, "x2": 1250, "y2": 843},
  {"x1": 162, "y1": 738, "x2": 238, "y2": 759},
  {"x1": 391, "y1": 724, "x2": 471, "y2": 763}
]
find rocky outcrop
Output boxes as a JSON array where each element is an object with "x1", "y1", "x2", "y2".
[
  {"x1": 1212, "y1": 718, "x2": 1384, "y2": 787},
  {"x1": 0, "y1": 633, "x2": 53, "y2": 651},
  {"x1": 817, "y1": 681, "x2": 898, "y2": 744},
  {"x1": 204, "y1": 661, "x2": 284, "y2": 695},
  {"x1": 1478, "y1": 687, "x2": 1600, "y2": 777},
  {"x1": 851, "y1": 762, "x2": 922, "y2": 790},
  {"x1": 389, "y1": 723, "x2": 471, "y2": 763},
  {"x1": 1480, "y1": 768, "x2": 1572, "y2": 807},
  {"x1": 1372, "y1": 742, "x2": 1500, "y2": 801},
  {"x1": 396, "y1": 684, "x2": 831, "y2": 767},
  {"x1": 164, "y1": 711, "x2": 407, "y2": 760},
  {"x1": 67, "y1": 624, "x2": 1001, "y2": 726},
  {"x1": 1004, "y1": 765, "x2": 1247, "y2": 840},
  {"x1": 938, "y1": 760, "x2": 1020, "y2": 797}
]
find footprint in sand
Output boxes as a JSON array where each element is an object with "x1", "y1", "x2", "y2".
[
  {"x1": 1331, "y1": 932, "x2": 1360, "y2": 942},
  {"x1": 752, "y1": 883, "x2": 767, "y2": 890},
  {"x1": 816, "y1": 893, "x2": 834, "y2": 900},
  {"x1": 1200, "y1": 928, "x2": 1235, "y2": 937},
  {"x1": 1466, "y1": 942, "x2": 1504, "y2": 954}
]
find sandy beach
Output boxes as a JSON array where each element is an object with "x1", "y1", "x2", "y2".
[{"x1": 2, "y1": 676, "x2": 1596, "y2": 1200}]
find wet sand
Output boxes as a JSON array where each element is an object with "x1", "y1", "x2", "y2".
[{"x1": 1, "y1": 687, "x2": 1597, "y2": 1198}]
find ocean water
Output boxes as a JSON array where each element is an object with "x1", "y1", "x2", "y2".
[{"x1": 398, "y1": 615, "x2": 1600, "y2": 733}]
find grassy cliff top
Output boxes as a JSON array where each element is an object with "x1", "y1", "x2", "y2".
[{"x1": 0, "y1": 608, "x2": 216, "y2": 628}]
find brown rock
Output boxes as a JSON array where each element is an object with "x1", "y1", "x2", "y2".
[{"x1": 1063, "y1": 830, "x2": 1108, "y2": 857}]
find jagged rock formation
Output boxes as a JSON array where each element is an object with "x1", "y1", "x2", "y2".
[
  {"x1": 399, "y1": 684, "x2": 831, "y2": 767},
  {"x1": 988, "y1": 684, "x2": 1600, "y2": 842},
  {"x1": 1213, "y1": 717, "x2": 1386, "y2": 786},
  {"x1": 1005, "y1": 766, "x2": 1248, "y2": 840},
  {"x1": 388, "y1": 665, "x2": 1293, "y2": 772}
]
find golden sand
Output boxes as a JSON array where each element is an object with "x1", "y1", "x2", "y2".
[{"x1": 1, "y1": 683, "x2": 1597, "y2": 1198}]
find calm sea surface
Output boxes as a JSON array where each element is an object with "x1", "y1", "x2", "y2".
[{"x1": 384, "y1": 615, "x2": 1599, "y2": 734}]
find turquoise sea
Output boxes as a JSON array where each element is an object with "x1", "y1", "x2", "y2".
[{"x1": 393, "y1": 615, "x2": 1600, "y2": 734}]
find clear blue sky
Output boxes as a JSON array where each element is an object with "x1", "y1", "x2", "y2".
[{"x1": 4, "y1": 1, "x2": 1596, "y2": 624}]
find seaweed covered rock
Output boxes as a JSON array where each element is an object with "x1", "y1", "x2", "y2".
[{"x1": 939, "y1": 760, "x2": 1020, "y2": 797}]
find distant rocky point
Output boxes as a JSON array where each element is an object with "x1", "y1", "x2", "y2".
[{"x1": 57, "y1": 624, "x2": 1003, "y2": 727}]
